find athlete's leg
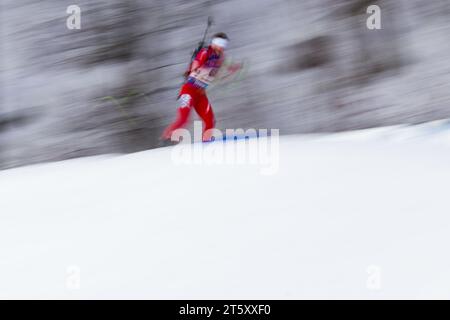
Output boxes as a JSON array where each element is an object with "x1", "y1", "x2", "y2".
[
  {"x1": 162, "y1": 89, "x2": 194, "y2": 140},
  {"x1": 194, "y1": 93, "x2": 216, "y2": 142}
]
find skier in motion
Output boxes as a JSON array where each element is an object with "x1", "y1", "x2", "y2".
[{"x1": 162, "y1": 32, "x2": 241, "y2": 142}]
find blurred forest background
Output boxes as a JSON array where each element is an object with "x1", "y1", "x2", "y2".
[{"x1": 1, "y1": 0, "x2": 450, "y2": 169}]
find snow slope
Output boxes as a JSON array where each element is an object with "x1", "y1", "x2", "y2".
[{"x1": 1, "y1": 121, "x2": 450, "y2": 299}]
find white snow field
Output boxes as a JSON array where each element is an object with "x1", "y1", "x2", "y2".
[{"x1": 1, "y1": 121, "x2": 450, "y2": 299}]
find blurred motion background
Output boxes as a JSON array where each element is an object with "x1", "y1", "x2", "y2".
[{"x1": 1, "y1": 0, "x2": 449, "y2": 170}]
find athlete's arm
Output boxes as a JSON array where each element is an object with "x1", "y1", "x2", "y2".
[
  {"x1": 184, "y1": 49, "x2": 208, "y2": 78},
  {"x1": 191, "y1": 49, "x2": 209, "y2": 72},
  {"x1": 226, "y1": 62, "x2": 242, "y2": 74},
  {"x1": 216, "y1": 61, "x2": 243, "y2": 81},
  {"x1": 190, "y1": 60, "x2": 201, "y2": 72}
]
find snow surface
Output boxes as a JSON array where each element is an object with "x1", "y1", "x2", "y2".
[{"x1": 1, "y1": 122, "x2": 450, "y2": 299}]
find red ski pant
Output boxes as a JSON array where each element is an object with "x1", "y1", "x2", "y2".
[{"x1": 163, "y1": 83, "x2": 216, "y2": 141}]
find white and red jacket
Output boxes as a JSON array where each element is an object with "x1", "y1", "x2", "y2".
[{"x1": 186, "y1": 46, "x2": 225, "y2": 89}]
